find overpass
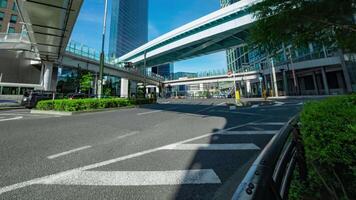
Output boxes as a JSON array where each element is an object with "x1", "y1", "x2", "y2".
[
  {"x1": 0, "y1": 0, "x2": 163, "y2": 97},
  {"x1": 119, "y1": 0, "x2": 260, "y2": 67}
]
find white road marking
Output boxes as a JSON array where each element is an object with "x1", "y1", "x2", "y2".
[
  {"x1": 116, "y1": 131, "x2": 139, "y2": 140},
  {"x1": 221, "y1": 130, "x2": 279, "y2": 135},
  {"x1": 137, "y1": 110, "x2": 163, "y2": 115},
  {"x1": 161, "y1": 143, "x2": 260, "y2": 151},
  {"x1": 248, "y1": 122, "x2": 285, "y2": 126},
  {"x1": 251, "y1": 105, "x2": 259, "y2": 108},
  {"x1": 160, "y1": 101, "x2": 170, "y2": 104},
  {"x1": 274, "y1": 101, "x2": 285, "y2": 106},
  {"x1": 47, "y1": 146, "x2": 92, "y2": 159},
  {"x1": 0, "y1": 116, "x2": 23, "y2": 122},
  {"x1": 0, "y1": 118, "x2": 265, "y2": 195},
  {"x1": 217, "y1": 102, "x2": 226, "y2": 106},
  {"x1": 214, "y1": 110, "x2": 265, "y2": 116},
  {"x1": 297, "y1": 102, "x2": 304, "y2": 105},
  {"x1": 42, "y1": 169, "x2": 221, "y2": 186}
]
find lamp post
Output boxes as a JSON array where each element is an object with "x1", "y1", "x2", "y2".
[{"x1": 98, "y1": 0, "x2": 108, "y2": 99}]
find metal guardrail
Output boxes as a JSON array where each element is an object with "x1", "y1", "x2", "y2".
[
  {"x1": 0, "y1": 33, "x2": 30, "y2": 43},
  {"x1": 232, "y1": 115, "x2": 307, "y2": 200},
  {"x1": 65, "y1": 41, "x2": 165, "y2": 82}
]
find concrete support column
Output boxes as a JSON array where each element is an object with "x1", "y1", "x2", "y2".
[
  {"x1": 282, "y1": 70, "x2": 288, "y2": 96},
  {"x1": 321, "y1": 67, "x2": 330, "y2": 95},
  {"x1": 271, "y1": 58, "x2": 279, "y2": 97},
  {"x1": 120, "y1": 78, "x2": 129, "y2": 98},
  {"x1": 312, "y1": 72, "x2": 319, "y2": 95},
  {"x1": 43, "y1": 62, "x2": 53, "y2": 91},
  {"x1": 246, "y1": 80, "x2": 251, "y2": 97},
  {"x1": 338, "y1": 50, "x2": 353, "y2": 93}
]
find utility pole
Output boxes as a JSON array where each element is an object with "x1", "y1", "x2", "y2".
[{"x1": 98, "y1": 0, "x2": 108, "y2": 99}]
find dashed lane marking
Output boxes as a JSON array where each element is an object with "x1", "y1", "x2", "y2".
[
  {"x1": 47, "y1": 146, "x2": 92, "y2": 160},
  {"x1": 0, "y1": 116, "x2": 23, "y2": 122}
]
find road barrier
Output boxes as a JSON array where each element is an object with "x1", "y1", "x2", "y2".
[{"x1": 232, "y1": 114, "x2": 307, "y2": 200}]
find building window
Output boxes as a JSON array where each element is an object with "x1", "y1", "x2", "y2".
[
  {"x1": 10, "y1": 14, "x2": 17, "y2": 23},
  {"x1": 12, "y1": 2, "x2": 17, "y2": 11},
  {"x1": 0, "y1": 0, "x2": 7, "y2": 8},
  {"x1": 8, "y1": 27, "x2": 15, "y2": 33},
  {"x1": 0, "y1": 11, "x2": 4, "y2": 21}
]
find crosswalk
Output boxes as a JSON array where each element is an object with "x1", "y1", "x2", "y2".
[{"x1": 0, "y1": 120, "x2": 286, "y2": 199}]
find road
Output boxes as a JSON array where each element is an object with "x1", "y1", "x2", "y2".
[{"x1": 0, "y1": 98, "x2": 304, "y2": 199}]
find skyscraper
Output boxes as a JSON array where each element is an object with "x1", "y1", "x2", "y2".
[
  {"x1": 220, "y1": 0, "x2": 249, "y2": 72},
  {"x1": 109, "y1": 0, "x2": 148, "y2": 58}
]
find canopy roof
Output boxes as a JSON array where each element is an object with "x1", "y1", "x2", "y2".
[{"x1": 16, "y1": 0, "x2": 83, "y2": 61}]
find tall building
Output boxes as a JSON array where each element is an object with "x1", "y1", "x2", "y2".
[
  {"x1": 152, "y1": 63, "x2": 174, "y2": 79},
  {"x1": 109, "y1": 0, "x2": 148, "y2": 58},
  {"x1": 220, "y1": 0, "x2": 249, "y2": 73},
  {"x1": 0, "y1": 0, "x2": 22, "y2": 33}
]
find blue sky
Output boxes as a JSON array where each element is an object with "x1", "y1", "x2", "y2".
[{"x1": 70, "y1": 0, "x2": 227, "y2": 73}]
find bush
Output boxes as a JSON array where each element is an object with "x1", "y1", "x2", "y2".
[
  {"x1": 36, "y1": 98, "x2": 136, "y2": 111},
  {"x1": 290, "y1": 95, "x2": 356, "y2": 200}
]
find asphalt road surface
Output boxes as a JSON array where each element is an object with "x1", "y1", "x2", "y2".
[{"x1": 0, "y1": 98, "x2": 305, "y2": 200}]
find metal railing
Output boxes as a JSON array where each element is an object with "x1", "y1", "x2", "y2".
[
  {"x1": 65, "y1": 40, "x2": 164, "y2": 82},
  {"x1": 232, "y1": 115, "x2": 307, "y2": 200},
  {"x1": 0, "y1": 32, "x2": 30, "y2": 43}
]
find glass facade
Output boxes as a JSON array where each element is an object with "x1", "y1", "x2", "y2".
[
  {"x1": 220, "y1": 0, "x2": 249, "y2": 73},
  {"x1": 151, "y1": 63, "x2": 174, "y2": 79},
  {"x1": 109, "y1": 0, "x2": 148, "y2": 58}
]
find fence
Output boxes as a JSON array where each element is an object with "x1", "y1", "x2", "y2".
[{"x1": 232, "y1": 115, "x2": 307, "y2": 200}]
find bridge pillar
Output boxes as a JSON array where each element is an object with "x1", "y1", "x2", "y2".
[
  {"x1": 42, "y1": 62, "x2": 53, "y2": 91},
  {"x1": 120, "y1": 78, "x2": 129, "y2": 98},
  {"x1": 246, "y1": 80, "x2": 251, "y2": 97}
]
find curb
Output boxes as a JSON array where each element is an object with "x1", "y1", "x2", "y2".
[
  {"x1": 31, "y1": 106, "x2": 137, "y2": 116},
  {"x1": 0, "y1": 106, "x2": 25, "y2": 111}
]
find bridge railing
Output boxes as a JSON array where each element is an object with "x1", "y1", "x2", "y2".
[
  {"x1": 232, "y1": 115, "x2": 307, "y2": 200},
  {"x1": 0, "y1": 32, "x2": 30, "y2": 43},
  {"x1": 65, "y1": 41, "x2": 164, "y2": 82}
]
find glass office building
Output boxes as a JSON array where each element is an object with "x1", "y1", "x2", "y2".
[
  {"x1": 152, "y1": 63, "x2": 174, "y2": 79},
  {"x1": 220, "y1": 0, "x2": 249, "y2": 72},
  {"x1": 109, "y1": 0, "x2": 148, "y2": 58}
]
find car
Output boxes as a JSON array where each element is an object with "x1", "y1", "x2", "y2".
[
  {"x1": 21, "y1": 90, "x2": 55, "y2": 109},
  {"x1": 67, "y1": 93, "x2": 89, "y2": 99}
]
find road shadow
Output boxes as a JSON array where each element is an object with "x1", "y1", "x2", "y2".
[{"x1": 137, "y1": 100, "x2": 301, "y2": 199}]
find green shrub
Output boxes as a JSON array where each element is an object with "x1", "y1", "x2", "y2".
[
  {"x1": 36, "y1": 98, "x2": 136, "y2": 111},
  {"x1": 290, "y1": 95, "x2": 356, "y2": 200}
]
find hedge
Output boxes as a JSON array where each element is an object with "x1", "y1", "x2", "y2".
[
  {"x1": 289, "y1": 95, "x2": 356, "y2": 200},
  {"x1": 36, "y1": 98, "x2": 154, "y2": 112}
]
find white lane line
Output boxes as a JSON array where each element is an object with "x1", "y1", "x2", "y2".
[
  {"x1": 0, "y1": 118, "x2": 265, "y2": 195},
  {"x1": 221, "y1": 130, "x2": 279, "y2": 135},
  {"x1": 47, "y1": 146, "x2": 92, "y2": 160},
  {"x1": 116, "y1": 131, "x2": 139, "y2": 140},
  {"x1": 251, "y1": 105, "x2": 259, "y2": 108},
  {"x1": 0, "y1": 116, "x2": 23, "y2": 122},
  {"x1": 160, "y1": 101, "x2": 170, "y2": 104},
  {"x1": 42, "y1": 169, "x2": 221, "y2": 186},
  {"x1": 137, "y1": 110, "x2": 163, "y2": 115},
  {"x1": 161, "y1": 143, "x2": 260, "y2": 151},
  {"x1": 214, "y1": 110, "x2": 265, "y2": 116},
  {"x1": 274, "y1": 101, "x2": 285, "y2": 107},
  {"x1": 248, "y1": 122, "x2": 285, "y2": 126},
  {"x1": 217, "y1": 102, "x2": 226, "y2": 106}
]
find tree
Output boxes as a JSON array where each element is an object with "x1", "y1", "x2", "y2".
[
  {"x1": 249, "y1": 0, "x2": 356, "y2": 53},
  {"x1": 80, "y1": 72, "x2": 93, "y2": 94}
]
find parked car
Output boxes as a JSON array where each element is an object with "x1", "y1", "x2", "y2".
[
  {"x1": 67, "y1": 93, "x2": 89, "y2": 99},
  {"x1": 21, "y1": 90, "x2": 55, "y2": 109}
]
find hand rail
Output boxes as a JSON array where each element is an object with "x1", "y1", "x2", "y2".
[{"x1": 232, "y1": 114, "x2": 307, "y2": 200}]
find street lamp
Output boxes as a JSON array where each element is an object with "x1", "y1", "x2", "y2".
[{"x1": 98, "y1": 0, "x2": 108, "y2": 99}]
